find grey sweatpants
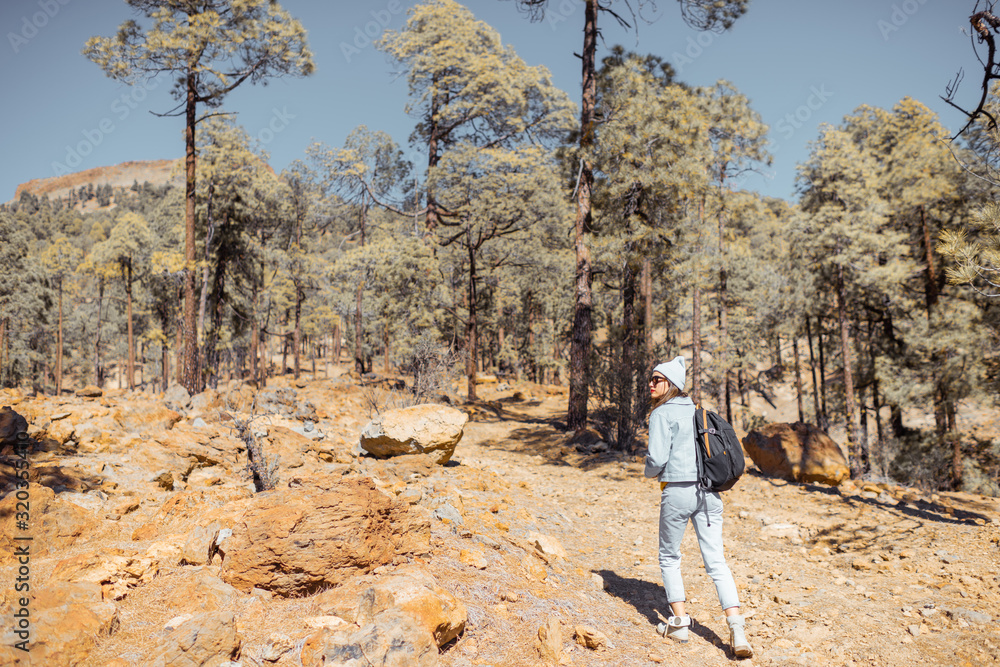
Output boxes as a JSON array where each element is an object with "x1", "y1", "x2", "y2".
[{"x1": 658, "y1": 481, "x2": 740, "y2": 610}]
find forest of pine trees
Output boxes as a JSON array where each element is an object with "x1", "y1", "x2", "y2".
[{"x1": 1, "y1": 0, "x2": 998, "y2": 496}]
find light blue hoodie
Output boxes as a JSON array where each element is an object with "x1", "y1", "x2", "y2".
[{"x1": 643, "y1": 396, "x2": 698, "y2": 482}]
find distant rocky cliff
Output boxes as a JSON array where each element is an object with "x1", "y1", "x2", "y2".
[{"x1": 12, "y1": 159, "x2": 182, "y2": 204}]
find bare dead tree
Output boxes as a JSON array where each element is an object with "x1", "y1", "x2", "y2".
[{"x1": 942, "y1": 3, "x2": 1000, "y2": 138}]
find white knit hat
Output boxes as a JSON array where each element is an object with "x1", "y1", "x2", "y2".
[{"x1": 653, "y1": 356, "x2": 686, "y2": 391}]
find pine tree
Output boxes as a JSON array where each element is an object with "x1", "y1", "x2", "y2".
[
  {"x1": 798, "y1": 123, "x2": 916, "y2": 478},
  {"x1": 505, "y1": 0, "x2": 749, "y2": 430},
  {"x1": 40, "y1": 238, "x2": 84, "y2": 395},
  {"x1": 699, "y1": 81, "x2": 771, "y2": 422},
  {"x1": 380, "y1": 0, "x2": 574, "y2": 400},
  {"x1": 85, "y1": 0, "x2": 313, "y2": 393},
  {"x1": 91, "y1": 212, "x2": 155, "y2": 390},
  {"x1": 587, "y1": 56, "x2": 708, "y2": 447}
]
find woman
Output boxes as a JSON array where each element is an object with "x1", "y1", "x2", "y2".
[{"x1": 643, "y1": 355, "x2": 753, "y2": 659}]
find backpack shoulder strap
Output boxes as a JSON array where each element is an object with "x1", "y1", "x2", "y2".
[{"x1": 692, "y1": 406, "x2": 707, "y2": 487}]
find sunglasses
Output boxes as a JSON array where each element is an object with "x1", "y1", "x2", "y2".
[{"x1": 649, "y1": 376, "x2": 668, "y2": 387}]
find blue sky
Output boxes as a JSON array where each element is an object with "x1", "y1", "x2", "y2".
[{"x1": 0, "y1": 0, "x2": 987, "y2": 204}]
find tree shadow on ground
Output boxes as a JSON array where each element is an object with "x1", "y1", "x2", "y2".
[
  {"x1": 746, "y1": 468, "x2": 992, "y2": 526},
  {"x1": 0, "y1": 437, "x2": 104, "y2": 516},
  {"x1": 595, "y1": 569, "x2": 726, "y2": 648}
]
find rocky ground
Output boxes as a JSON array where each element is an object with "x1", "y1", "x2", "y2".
[{"x1": 0, "y1": 368, "x2": 998, "y2": 666}]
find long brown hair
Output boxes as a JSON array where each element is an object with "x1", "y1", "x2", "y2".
[{"x1": 649, "y1": 379, "x2": 689, "y2": 414}]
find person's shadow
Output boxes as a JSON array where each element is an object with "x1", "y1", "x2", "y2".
[{"x1": 595, "y1": 569, "x2": 727, "y2": 649}]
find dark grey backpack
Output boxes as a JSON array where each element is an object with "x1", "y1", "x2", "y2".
[{"x1": 693, "y1": 407, "x2": 745, "y2": 492}]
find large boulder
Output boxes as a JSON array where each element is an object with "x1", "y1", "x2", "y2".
[
  {"x1": 0, "y1": 582, "x2": 118, "y2": 666},
  {"x1": 113, "y1": 403, "x2": 182, "y2": 434},
  {"x1": 189, "y1": 388, "x2": 222, "y2": 417},
  {"x1": 163, "y1": 383, "x2": 192, "y2": 412},
  {"x1": 219, "y1": 476, "x2": 431, "y2": 597},
  {"x1": 742, "y1": 422, "x2": 849, "y2": 485},
  {"x1": 147, "y1": 611, "x2": 242, "y2": 667},
  {"x1": 0, "y1": 406, "x2": 28, "y2": 446},
  {"x1": 300, "y1": 610, "x2": 438, "y2": 667},
  {"x1": 49, "y1": 548, "x2": 159, "y2": 601},
  {"x1": 360, "y1": 405, "x2": 468, "y2": 465},
  {"x1": 315, "y1": 564, "x2": 466, "y2": 647},
  {"x1": 0, "y1": 485, "x2": 98, "y2": 563}
]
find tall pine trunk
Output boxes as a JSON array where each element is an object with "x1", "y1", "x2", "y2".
[
  {"x1": 198, "y1": 182, "x2": 215, "y2": 347},
  {"x1": 332, "y1": 323, "x2": 341, "y2": 365},
  {"x1": 355, "y1": 201, "x2": 368, "y2": 375},
  {"x1": 691, "y1": 198, "x2": 705, "y2": 403},
  {"x1": 383, "y1": 321, "x2": 390, "y2": 374},
  {"x1": 250, "y1": 279, "x2": 259, "y2": 386},
  {"x1": 568, "y1": 0, "x2": 597, "y2": 432},
  {"x1": 618, "y1": 260, "x2": 637, "y2": 450},
  {"x1": 466, "y1": 231, "x2": 479, "y2": 401},
  {"x1": 125, "y1": 260, "x2": 135, "y2": 390},
  {"x1": 181, "y1": 68, "x2": 200, "y2": 394},
  {"x1": 55, "y1": 278, "x2": 63, "y2": 395},
  {"x1": 835, "y1": 267, "x2": 861, "y2": 477},
  {"x1": 207, "y1": 237, "x2": 228, "y2": 389},
  {"x1": 806, "y1": 316, "x2": 821, "y2": 426},
  {"x1": 425, "y1": 79, "x2": 442, "y2": 230},
  {"x1": 870, "y1": 325, "x2": 886, "y2": 477},
  {"x1": 816, "y1": 316, "x2": 829, "y2": 430},
  {"x1": 793, "y1": 334, "x2": 804, "y2": 423},
  {"x1": 692, "y1": 285, "x2": 702, "y2": 404},
  {"x1": 161, "y1": 339, "x2": 169, "y2": 391},
  {"x1": 1, "y1": 318, "x2": 6, "y2": 385},
  {"x1": 94, "y1": 277, "x2": 104, "y2": 387},
  {"x1": 641, "y1": 258, "x2": 653, "y2": 361},
  {"x1": 950, "y1": 404, "x2": 962, "y2": 489},
  {"x1": 716, "y1": 176, "x2": 732, "y2": 422},
  {"x1": 920, "y1": 205, "x2": 939, "y2": 315},
  {"x1": 855, "y1": 324, "x2": 870, "y2": 476},
  {"x1": 294, "y1": 290, "x2": 302, "y2": 380}
]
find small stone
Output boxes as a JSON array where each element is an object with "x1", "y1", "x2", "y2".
[
  {"x1": 251, "y1": 587, "x2": 273, "y2": 602},
  {"x1": 303, "y1": 616, "x2": 349, "y2": 629},
  {"x1": 262, "y1": 632, "x2": 294, "y2": 662},
  {"x1": 761, "y1": 523, "x2": 801, "y2": 541},
  {"x1": 937, "y1": 552, "x2": 961, "y2": 564},
  {"x1": 164, "y1": 614, "x2": 194, "y2": 632},
  {"x1": 574, "y1": 625, "x2": 607, "y2": 650},
  {"x1": 522, "y1": 555, "x2": 547, "y2": 582},
  {"x1": 433, "y1": 503, "x2": 464, "y2": 526},
  {"x1": 946, "y1": 607, "x2": 992, "y2": 624},
  {"x1": 459, "y1": 549, "x2": 488, "y2": 570},
  {"x1": 132, "y1": 522, "x2": 160, "y2": 541},
  {"x1": 538, "y1": 617, "x2": 562, "y2": 663},
  {"x1": 528, "y1": 531, "x2": 569, "y2": 559},
  {"x1": 152, "y1": 471, "x2": 175, "y2": 491},
  {"x1": 907, "y1": 624, "x2": 921, "y2": 637}
]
